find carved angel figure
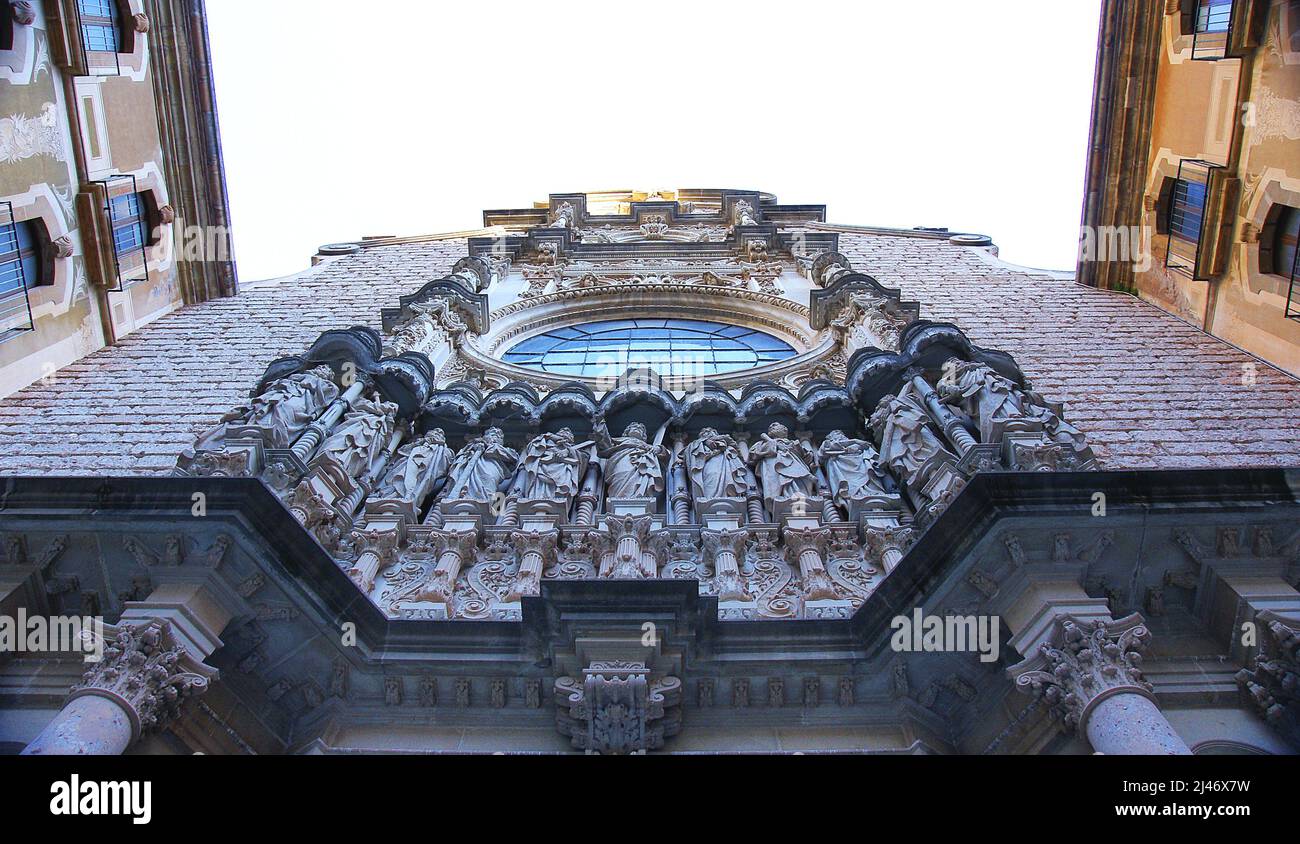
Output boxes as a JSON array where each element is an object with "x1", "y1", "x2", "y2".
[
  {"x1": 375, "y1": 428, "x2": 452, "y2": 505},
  {"x1": 746, "y1": 422, "x2": 817, "y2": 510},
  {"x1": 444, "y1": 427, "x2": 519, "y2": 502},
  {"x1": 818, "y1": 430, "x2": 893, "y2": 507},
  {"x1": 313, "y1": 395, "x2": 399, "y2": 481},
  {"x1": 516, "y1": 427, "x2": 589, "y2": 502},
  {"x1": 684, "y1": 427, "x2": 749, "y2": 500},
  {"x1": 593, "y1": 419, "x2": 667, "y2": 500}
]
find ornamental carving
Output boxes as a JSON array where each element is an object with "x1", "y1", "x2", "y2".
[
  {"x1": 1011, "y1": 614, "x2": 1153, "y2": 733},
  {"x1": 73, "y1": 620, "x2": 213, "y2": 738},
  {"x1": 554, "y1": 661, "x2": 682, "y2": 754},
  {"x1": 1235, "y1": 610, "x2": 1300, "y2": 747}
]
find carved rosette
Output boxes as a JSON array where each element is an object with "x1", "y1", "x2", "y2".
[
  {"x1": 73, "y1": 620, "x2": 213, "y2": 740},
  {"x1": 1011, "y1": 613, "x2": 1153, "y2": 733},
  {"x1": 1235, "y1": 611, "x2": 1300, "y2": 746},
  {"x1": 553, "y1": 661, "x2": 682, "y2": 755}
]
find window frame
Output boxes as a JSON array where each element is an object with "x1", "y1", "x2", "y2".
[
  {"x1": 0, "y1": 202, "x2": 41, "y2": 340},
  {"x1": 502, "y1": 318, "x2": 799, "y2": 380}
]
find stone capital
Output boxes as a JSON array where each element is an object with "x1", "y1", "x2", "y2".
[
  {"x1": 74, "y1": 619, "x2": 216, "y2": 742},
  {"x1": 700, "y1": 528, "x2": 748, "y2": 563},
  {"x1": 1009, "y1": 613, "x2": 1153, "y2": 734},
  {"x1": 510, "y1": 529, "x2": 559, "y2": 562}
]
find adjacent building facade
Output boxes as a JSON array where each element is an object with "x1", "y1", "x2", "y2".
[
  {"x1": 0, "y1": 187, "x2": 1297, "y2": 755},
  {"x1": 1082, "y1": 0, "x2": 1300, "y2": 373},
  {"x1": 0, "y1": 0, "x2": 235, "y2": 398}
]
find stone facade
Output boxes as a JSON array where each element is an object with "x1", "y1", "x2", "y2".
[{"x1": 0, "y1": 188, "x2": 1297, "y2": 755}]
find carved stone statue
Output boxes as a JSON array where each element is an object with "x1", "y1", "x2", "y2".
[
  {"x1": 312, "y1": 395, "x2": 399, "y2": 481},
  {"x1": 445, "y1": 427, "x2": 519, "y2": 502},
  {"x1": 869, "y1": 388, "x2": 956, "y2": 491},
  {"x1": 937, "y1": 359, "x2": 1031, "y2": 442},
  {"x1": 191, "y1": 365, "x2": 339, "y2": 452},
  {"x1": 746, "y1": 423, "x2": 817, "y2": 511},
  {"x1": 684, "y1": 427, "x2": 749, "y2": 500},
  {"x1": 1022, "y1": 387, "x2": 1094, "y2": 461},
  {"x1": 818, "y1": 430, "x2": 892, "y2": 507},
  {"x1": 593, "y1": 419, "x2": 667, "y2": 500},
  {"x1": 374, "y1": 428, "x2": 452, "y2": 504},
  {"x1": 516, "y1": 428, "x2": 589, "y2": 502}
]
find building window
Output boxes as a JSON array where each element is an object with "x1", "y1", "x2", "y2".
[
  {"x1": 502, "y1": 318, "x2": 798, "y2": 379},
  {"x1": 1161, "y1": 160, "x2": 1223, "y2": 278},
  {"x1": 0, "y1": 214, "x2": 44, "y2": 338},
  {"x1": 1196, "y1": 0, "x2": 1233, "y2": 33},
  {"x1": 1169, "y1": 179, "x2": 1207, "y2": 242},
  {"x1": 107, "y1": 191, "x2": 153, "y2": 281},
  {"x1": 1261, "y1": 204, "x2": 1300, "y2": 320},
  {"x1": 78, "y1": 0, "x2": 122, "y2": 53}
]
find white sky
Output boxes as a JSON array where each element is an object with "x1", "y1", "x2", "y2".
[{"x1": 206, "y1": 0, "x2": 1103, "y2": 282}]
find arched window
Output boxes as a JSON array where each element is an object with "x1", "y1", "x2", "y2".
[
  {"x1": 1260, "y1": 204, "x2": 1299, "y2": 279},
  {"x1": 503, "y1": 319, "x2": 797, "y2": 379}
]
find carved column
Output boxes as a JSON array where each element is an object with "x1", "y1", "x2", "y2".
[
  {"x1": 784, "y1": 526, "x2": 837, "y2": 601},
  {"x1": 23, "y1": 620, "x2": 214, "y2": 755},
  {"x1": 574, "y1": 465, "x2": 600, "y2": 527},
  {"x1": 291, "y1": 380, "x2": 366, "y2": 464},
  {"x1": 864, "y1": 524, "x2": 914, "y2": 574},
  {"x1": 505, "y1": 530, "x2": 559, "y2": 602},
  {"x1": 414, "y1": 529, "x2": 479, "y2": 607},
  {"x1": 669, "y1": 438, "x2": 691, "y2": 525},
  {"x1": 701, "y1": 529, "x2": 750, "y2": 602},
  {"x1": 348, "y1": 527, "x2": 401, "y2": 593},
  {"x1": 1011, "y1": 614, "x2": 1191, "y2": 755}
]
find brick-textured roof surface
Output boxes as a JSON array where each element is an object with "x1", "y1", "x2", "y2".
[
  {"x1": 0, "y1": 231, "x2": 1297, "y2": 474},
  {"x1": 0, "y1": 240, "x2": 466, "y2": 473}
]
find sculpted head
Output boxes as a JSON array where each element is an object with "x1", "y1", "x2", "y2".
[
  {"x1": 767, "y1": 422, "x2": 790, "y2": 439},
  {"x1": 427, "y1": 428, "x2": 447, "y2": 444},
  {"x1": 556, "y1": 427, "x2": 575, "y2": 445},
  {"x1": 698, "y1": 427, "x2": 719, "y2": 440},
  {"x1": 484, "y1": 427, "x2": 504, "y2": 444},
  {"x1": 823, "y1": 430, "x2": 847, "y2": 446},
  {"x1": 623, "y1": 422, "x2": 648, "y2": 441}
]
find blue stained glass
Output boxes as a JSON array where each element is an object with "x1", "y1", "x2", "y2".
[{"x1": 503, "y1": 319, "x2": 797, "y2": 378}]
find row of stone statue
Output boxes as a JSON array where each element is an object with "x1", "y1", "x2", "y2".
[{"x1": 184, "y1": 355, "x2": 1092, "y2": 526}]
